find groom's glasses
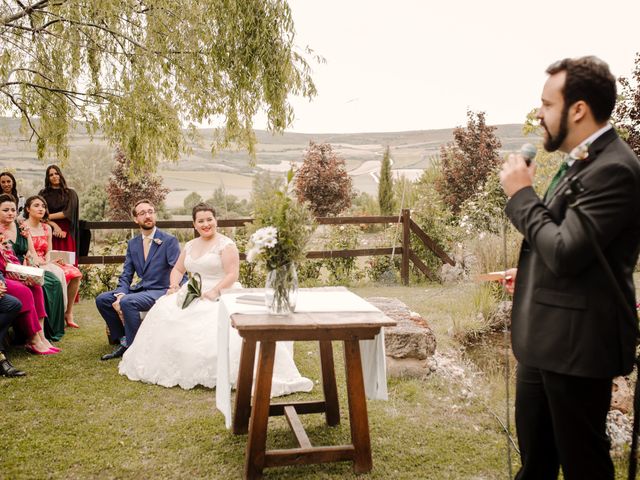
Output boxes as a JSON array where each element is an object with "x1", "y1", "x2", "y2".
[{"x1": 135, "y1": 209, "x2": 155, "y2": 217}]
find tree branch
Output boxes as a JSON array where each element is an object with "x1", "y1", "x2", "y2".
[{"x1": 1, "y1": 0, "x2": 52, "y2": 26}]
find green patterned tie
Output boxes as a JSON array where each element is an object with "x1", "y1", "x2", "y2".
[{"x1": 545, "y1": 160, "x2": 570, "y2": 198}]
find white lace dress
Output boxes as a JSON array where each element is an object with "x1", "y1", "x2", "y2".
[{"x1": 118, "y1": 235, "x2": 313, "y2": 396}]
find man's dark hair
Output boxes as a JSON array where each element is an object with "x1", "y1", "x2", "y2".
[
  {"x1": 131, "y1": 199, "x2": 154, "y2": 217},
  {"x1": 546, "y1": 56, "x2": 617, "y2": 123},
  {"x1": 191, "y1": 202, "x2": 216, "y2": 221}
]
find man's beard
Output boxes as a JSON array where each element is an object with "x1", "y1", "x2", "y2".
[
  {"x1": 543, "y1": 107, "x2": 569, "y2": 152},
  {"x1": 140, "y1": 222, "x2": 155, "y2": 232}
]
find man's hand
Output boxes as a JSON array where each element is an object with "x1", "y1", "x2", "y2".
[
  {"x1": 0, "y1": 280, "x2": 6, "y2": 298},
  {"x1": 499, "y1": 268, "x2": 518, "y2": 295},
  {"x1": 112, "y1": 295, "x2": 124, "y2": 321},
  {"x1": 499, "y1": 153, "x2": 536, "y2": 198}
]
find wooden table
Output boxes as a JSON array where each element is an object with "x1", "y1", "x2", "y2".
[{"x1": 231, "y1": 310, "x2": 396, "y2": 479}]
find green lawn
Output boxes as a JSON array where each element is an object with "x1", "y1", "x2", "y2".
[{"x1": 0, "y1": 285, "x2": 632, "y2": 479}]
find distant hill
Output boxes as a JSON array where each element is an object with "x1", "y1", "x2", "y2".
[{"x1": 0, "y1": 117, "x2": 540, "y2": 207}]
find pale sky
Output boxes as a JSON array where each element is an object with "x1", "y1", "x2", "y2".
[{"x1": 274, "y1": 0, "x2": 640, "y2": 134}]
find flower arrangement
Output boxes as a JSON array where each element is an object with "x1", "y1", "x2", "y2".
[
  {"x1": 246, "y1": 169, "x2": 315, "y2": 271},
  {"x1": 246, "y1": 169, "x2": 315, "y2": 313}
]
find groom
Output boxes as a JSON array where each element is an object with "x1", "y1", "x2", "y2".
[{"x1": 97, "y1": 199, "x2": 181, "y2": 360}]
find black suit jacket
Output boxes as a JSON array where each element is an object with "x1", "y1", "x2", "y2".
[{"x1": 506, "y1": 128, "x2": 640, "y2": 378}]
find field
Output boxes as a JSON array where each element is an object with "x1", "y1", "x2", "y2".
[{"x1": 1, "y1": 117, "x2": 539, "y2": 208}]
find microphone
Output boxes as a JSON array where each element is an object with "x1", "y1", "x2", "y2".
[{"x1": 520, "y1": 143, "x2": 537, "y2": 166}]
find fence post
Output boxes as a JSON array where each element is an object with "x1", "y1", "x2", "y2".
[{"x1": 401, "y1": 209, "x2": 410, "y2": 285}]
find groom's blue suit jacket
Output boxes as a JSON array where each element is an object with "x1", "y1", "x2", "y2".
[{"x1": 114, "y1": 228, "x2": 181, "y2": 295}]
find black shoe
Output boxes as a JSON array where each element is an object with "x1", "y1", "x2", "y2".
[
  {"x1": 101, "y1": 345, "x2": 127, "y2": 361},
  {"x1": 0, "y1": 358, "x2": 26, "y2": 377}
]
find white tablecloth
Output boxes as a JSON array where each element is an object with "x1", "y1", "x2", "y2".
[{"x1": 216, "y1": 289, "x2": 389, "y2": 429}]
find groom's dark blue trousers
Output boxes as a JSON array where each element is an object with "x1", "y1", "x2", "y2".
[{"x1": 96, "y1": 289, "x2": 166, "y2": 346}]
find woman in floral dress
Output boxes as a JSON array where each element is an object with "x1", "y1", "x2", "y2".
[{"x1": 24, "y1": 195, "x2": 82, "y2": 329}]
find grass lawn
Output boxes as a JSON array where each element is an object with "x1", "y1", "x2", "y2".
[{"x1": 1, "y1": 285, "x2": 633, "y2": 479}]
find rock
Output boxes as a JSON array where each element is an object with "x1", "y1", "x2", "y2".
[
  {"x1": 606, "y1": 409, "x2": 632, "y2": 456},
  {"x1": 611, "y1": 376, "x2": 632, "y2": 414},
  {"x1": 366, "y1": 297, "x2": 437, "y2": 377},
  {"x1": 489, "y1": 301, "x2": 512, "y2": 330}
]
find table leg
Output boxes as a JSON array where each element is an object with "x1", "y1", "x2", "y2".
[
  {"x1": 319, "y1": 340, "x2": 340, "y2": 426},
  {"x1": 233, "y1": 338, "x2": 257, "y2": 435},
  {"x1": 245, "y1": 340, "x2": 276, "y2": 480},
  {"x1": 343, "y1": 339, "x2": 372, "y2": 474}
]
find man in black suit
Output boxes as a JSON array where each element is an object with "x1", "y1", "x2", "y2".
[{"x1": 499, "y1": 56, "x2": 640, "y2": 479}]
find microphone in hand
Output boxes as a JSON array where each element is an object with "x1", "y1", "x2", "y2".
[{"x1": 520, "y1": 143, "x2": 537, "y2": 166}]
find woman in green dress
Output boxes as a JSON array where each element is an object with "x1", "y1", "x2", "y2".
[{"x1": 0, "y1": 194, "x2": 66, "y2": 341}]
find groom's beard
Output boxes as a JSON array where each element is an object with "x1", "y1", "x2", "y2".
[{"x1": 140, "y1": 219, "x2": 156, "y2": 232}]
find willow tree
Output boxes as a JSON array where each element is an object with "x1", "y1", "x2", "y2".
[{"x1": 0, "y1": 1, "x2": 317, "y2": 173}]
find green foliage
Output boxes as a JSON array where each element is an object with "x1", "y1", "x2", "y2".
[
  {"x1": 78, "y1": 236, "x2": 127, "y2": 298},
  {"x1": 294, "y1": 142, "x2": 353, "y2": 217},
  {"x1": 0, "y1": 1, "x2": 318, "y2": 172},
  {"x1": 234, "y1": 228, "x2": 266, "y2": 288},
  {"x1": 183, "y1": 192, "x2": 203, "y2": 212},
  {"x1": 378, "y1": 146, "x2": 396, "y2": 215},
  {"x1": 80, "y1": 183, "x2": 108, "y2": 221},
  {"x1": 411, "y1": 163, "x2": 461, "y2": 280},
  {"x1": 323, "y1": 225, "x2": 362, "y2": 284},
  {"x1": 250, "y1": 169, "x2": 315, "y2": 270},
  {"x1": 458, "y1": 169, "x2": 507, "y2": 234},
  {"x1": 436, "y1": 110, "x2": 502, "y2": 213},
  {"x1": 106, "y1": 148, "x2": 169, "y2": 220},
  {"x1": 613, "y1": 52, "x2": 640, "y2": 158},
  {"x1": 204, "y1": 186, "x2": 251, "y2": 219},
  {"x1": 296, "y1": 259, "x2": 324, "y2": 287},
  {"x1": 367, "y1": 254, "x2": 401, "y2": 283}
]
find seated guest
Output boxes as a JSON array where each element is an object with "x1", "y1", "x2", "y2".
[
  {"x1": 39, "y1": 165, "x2": 79, "y2": 265},
  {"x1": 0, "y1": 273, "x2": 25, "y2": 377},
  {"x1": 0, "y1": 231, "x2": 58, "y2": 355},
  {"x1": 23, "y1": 195, "x2": 82, "y2": 329},
  {"x1": 96, "y1": 199, "x2": 181, "y2": 360},
  {"x1": 0, "y1": 172, "x2": 25, "y2": 213},
  {"x1": 0, "y1": 194, "x2": 66, "y2": 341}
]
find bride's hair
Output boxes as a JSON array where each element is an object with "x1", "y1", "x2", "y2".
[{"x1": 192, "y1": 202, "x2": 216, "y2": 220}]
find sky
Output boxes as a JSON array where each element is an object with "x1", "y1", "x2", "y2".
[{"x1": 271, "y1": 0, "x2": 640, "y2": 134}]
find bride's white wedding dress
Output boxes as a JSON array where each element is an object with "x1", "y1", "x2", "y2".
[{"x1": 118, "y1": 234, "x2": 313, "y2": 396}]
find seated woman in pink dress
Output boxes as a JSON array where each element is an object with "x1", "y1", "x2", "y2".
[
  {"x1": 23, "y1": 195, "x2": 82, "y2": 329},
  {"x1": 0, "y1": 233, "x2": 58, "y2": 354}
]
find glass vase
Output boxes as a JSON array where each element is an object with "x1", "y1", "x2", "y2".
[{"x1": 264, "y1": 262, "x2": 298, "y2": 315}]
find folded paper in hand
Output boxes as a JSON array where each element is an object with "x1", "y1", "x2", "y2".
[
  {"x1": 235, "y1": 294, "x2": 265, "y2": 306},
  {"x1": 6, "y1": 263, "x2": 45, "y2": 285},
  {"x1": 474, "y1": 270, "x2": 507, "y2": 282},
  {"x1": 50, "y1": 250, "x2": 75, "y2": 264}
]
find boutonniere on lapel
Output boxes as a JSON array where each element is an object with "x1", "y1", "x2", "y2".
[
  {"x1": 153, "y1": 238, "x2": 163, "y2": 246},
  {"x1": 569, "y1": 143, "x2": 590, "y2": 161}
]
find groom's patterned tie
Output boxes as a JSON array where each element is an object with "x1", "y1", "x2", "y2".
[{"x1": 143, "y1": 237, "x2": 151, "y2": 261}]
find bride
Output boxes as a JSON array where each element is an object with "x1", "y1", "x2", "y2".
[{"x1": 118, "y1": 203, "x2": 313, "y2": 396}]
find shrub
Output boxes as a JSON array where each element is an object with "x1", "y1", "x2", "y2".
[
  {"x1": 323, "y1": 224, "x2": 362, "y2": 284},
  {"x1": 436, "y1": 110, "x2": 502, "y2": 213},
  {"x1": 294, "y1": 142, "x2": 352, "y2": 217}
]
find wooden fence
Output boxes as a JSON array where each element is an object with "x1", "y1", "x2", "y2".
[{"x1": 79, "y1": 209, "x2": 455, "y2": 285}]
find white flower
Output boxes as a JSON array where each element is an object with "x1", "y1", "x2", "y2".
[{"x1": 250, "y1": 226, "x2": 278, "y2": 249}]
